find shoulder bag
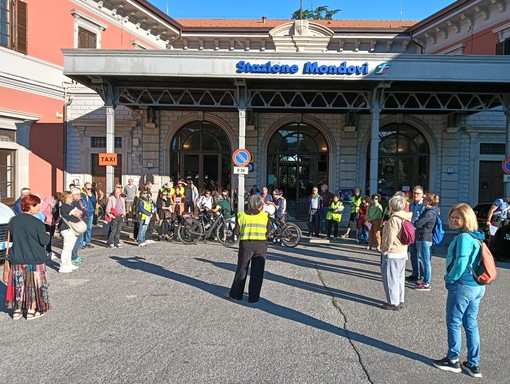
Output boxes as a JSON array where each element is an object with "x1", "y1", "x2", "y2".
[{"x1": 61, "y1": 215, "x2": 87, "y2": 236}]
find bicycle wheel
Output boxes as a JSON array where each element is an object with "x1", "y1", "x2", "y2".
[
  {"x1": 97, "y1": 202, "x2": 105, "y2": 220},
  {"x1": 281, "y1": 222, "x2": 302, "y2": 248},
  {"x1": 177, "y1": 218, "x2": 203, "y2": 244},
  {"x1": 216, "y1": 220, "x2": 239, "y2": 247}
]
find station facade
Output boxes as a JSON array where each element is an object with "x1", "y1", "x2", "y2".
[{"x1": 2, "y1": 0, "x2": 510, "y2": 219}]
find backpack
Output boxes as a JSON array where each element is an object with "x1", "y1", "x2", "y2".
[
  {"x1": 394, "y1": 216, "x2": 415, "y2": 245},
  {"x1": 428, "y1": 209, "x2": 445, "y2": 246},
  {"x1": 468, "y1": 239, "x2": 497, "y2": 285}
]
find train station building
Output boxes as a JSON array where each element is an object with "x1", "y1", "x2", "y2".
[{"x1": 2, "y1": 0, "x2": 510, "y2": 218}]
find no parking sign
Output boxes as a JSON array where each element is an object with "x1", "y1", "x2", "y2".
[{"x1": 503, "y1": 156, "x2": 510, "y2": 174}]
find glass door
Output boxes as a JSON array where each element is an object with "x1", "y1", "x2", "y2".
[{"x1": 181, "y1": 153, "x2": 222, "y2": 192}]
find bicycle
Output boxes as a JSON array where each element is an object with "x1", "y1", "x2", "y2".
[
  {"x1": 267, "y1": 215, "x2": 302, "y2": 248},
  {"x1": 177, "y1": 211, "x2": 238, "y2": 247}
]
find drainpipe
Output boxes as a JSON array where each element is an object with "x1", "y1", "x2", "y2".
[
  {"x1": 410, "y1": 31, "x2": 425, "y2": 54},
  {"x1": 63, "y1": 84, "x2": 73, "y2": 191}
]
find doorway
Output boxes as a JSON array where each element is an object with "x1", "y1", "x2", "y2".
[
  {"x1": 91, "y1": 153, "x2": 122, "y2": 194},
  {"x1": 479, "y1": 161, "x2": 504, "y2": 203},
  {"x1": 369, "y1": 123, "x2": 429, "y2": 200},
  {"x1": 267, "y1": 123, "x2": 328, "y2": 219},
  {"x1": 170, "y1": 121, "x2": 231, "y2": 192}
]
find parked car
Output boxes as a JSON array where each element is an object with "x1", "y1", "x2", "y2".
[{"x1": 0, "y1": 202, "x2": 15, "y2": 260}]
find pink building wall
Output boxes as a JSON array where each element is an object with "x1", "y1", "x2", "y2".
[{"x1": 18, "y1": 0, "x2": 161, "y2": 195}]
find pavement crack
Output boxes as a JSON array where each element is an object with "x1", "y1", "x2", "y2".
[{"x1": 316, "y1": 266, "x2": 374, "y2": 384}]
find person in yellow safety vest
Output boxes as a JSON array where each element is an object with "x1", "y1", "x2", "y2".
[
  {"x1": 342, "y1": 187, "x2": 362, "y2": 239},
  {"x1": 326, "y1": 195, "x2": 344, "y2": 239},
  {"x1": 224, "y1": 194, "x2": 271, "y2": 304},
  {"x1": 136, "y1": 190, "x2": 153, "y2": 247}
]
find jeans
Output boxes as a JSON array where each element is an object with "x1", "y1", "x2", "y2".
[
  {"x1": 83, "y1": 214, "x2": 94, "y2": 246},
  {"x1": 416, "y1": 241, "x2": 432, "y2": 285},
  {"x1": 446, "y1": 282, "x2": 485, "y2": 366},
  {"x1": 408, "y1": 243, "x2": 422, "y2": 277},
  {"x1": 138, "y1": 222, "x2": 148, "y2": 244},
  {"x1": 72, "y1": 234, "x2": 83, "y2": 261}
]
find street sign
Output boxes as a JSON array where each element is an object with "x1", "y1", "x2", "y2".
[
  {"x1": 248, "y1": 163, "x2": 254, "y2": 173},
  {"x1": 503, "y1": 156, "x2": 510, "y2": 174},
  {"x1": 98, "y1": 153, "x2": 117, "y2": 166},
  {"x1": 233, "y1": 166, "x2": 249, "y2": 175},
  {"x1": 504, "y1": 174, "x2": 510, "y2": 182},
  {"x1": 232, "y1": 149, "x2": 251, "y2": 167}
]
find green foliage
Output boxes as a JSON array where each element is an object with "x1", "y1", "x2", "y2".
[{"x1": 291, "y1": 5, "x2": 340, "y2": 20}]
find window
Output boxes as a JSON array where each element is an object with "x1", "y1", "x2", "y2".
[
  {"x1": 71, "y1": 10, "x2": 106, "y2": 49},
  {"x1": 0, "y1": 149, "x2": 15, "y2": 205},
  {"x1": 91, "y1": 137, "x2": 122, "y2": 148},
  {"x1": 480, "y1": 143, "x2": 505, "y2": 155},
  {"x1": 0, "y1": 0, "x2": 27, "y2": 54},
  {"x1": 495, "y1": 38, "x2": 510, "y2": 55},
  {"x1": 78, "y1": 27, "x2": 96, "y2": 48}
]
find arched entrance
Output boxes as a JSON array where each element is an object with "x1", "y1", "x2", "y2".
[
  {"x1": 267, "y1": 123, "x2": 328, "y2": 218},
  {"x1": 368, "y1": 123, "x2": 429, "y2": 199},
  {"x1": 170, "y1": 121, "x2": 231, "y2": 192}
]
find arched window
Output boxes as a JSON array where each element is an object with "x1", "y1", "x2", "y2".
[
  {"x1": 267, "y1": 123, "x2": 328, "y2": 218},
  {"x1": 371, "y1": 123, "x2": 429, "y2": 199},
  {"x1": 170, "y1": 121, "x2": 231, "y2": 191}
]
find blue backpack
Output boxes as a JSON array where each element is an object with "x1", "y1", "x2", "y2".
[{"x1": 429, "y1": 210, "x2": 445, "y2": 245}]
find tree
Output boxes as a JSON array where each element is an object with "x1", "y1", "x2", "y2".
[{"x1": 291, "y1": 5, "x2": 340, "y2": 20}]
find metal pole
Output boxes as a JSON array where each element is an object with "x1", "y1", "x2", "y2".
[
  {"x1": 105, "y1": 105, "x2": 115, "y2": 196},
  {"x1": 238, "y1": 108, "x2": 246, "y2": 212}
]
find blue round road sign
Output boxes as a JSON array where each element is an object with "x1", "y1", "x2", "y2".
[
  {"x1": 232, "y1": 149, "x2": 251, "y2": 167},
  {"x1": 503, "y1": 156, "x2": 510, "y2": 174}
]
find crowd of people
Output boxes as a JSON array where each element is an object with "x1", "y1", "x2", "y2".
[{"x1": 4, "y1": 180, "x2": 509, "y2": 379}]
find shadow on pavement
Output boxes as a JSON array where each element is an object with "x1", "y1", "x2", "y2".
[
  {"x1": 196, "y1": 257, "x2": 384, "y2": 308},
  {"x1": 111, "y1": 255, "x2": 431, "y2": 366}
]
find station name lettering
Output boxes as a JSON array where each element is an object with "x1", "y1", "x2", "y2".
[{"x1": 236, "y1": 61, "x2": 370, "y2": 76}]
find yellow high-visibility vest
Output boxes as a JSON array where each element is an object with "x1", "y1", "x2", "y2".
[{"x1": 238, "y1": 211, "x2": 269, "y2": 241}]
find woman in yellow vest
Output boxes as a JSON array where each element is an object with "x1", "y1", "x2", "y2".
[
  {"x1": 225, "y1": 194, "x2": 271, "y2": 303},
  {"x1": 326, "y1": 195, "x2": 344, "y2": 239}
]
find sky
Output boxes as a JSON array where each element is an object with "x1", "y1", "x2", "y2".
[{"x1": 150, "y1": 0, "x2": 455, "y2": 21}]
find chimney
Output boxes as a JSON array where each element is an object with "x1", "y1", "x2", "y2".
[{"x1": 262, "y1": 16, "x2": 267, "y2": 23}]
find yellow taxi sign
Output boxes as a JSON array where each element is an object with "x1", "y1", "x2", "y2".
[{"x1": 98, "y1": 153, "x2": 118, "y2": 166}]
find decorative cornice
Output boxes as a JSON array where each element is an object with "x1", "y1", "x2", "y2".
[{"x1": 0, "y1": 72, "x2": 64, "y2": 100}]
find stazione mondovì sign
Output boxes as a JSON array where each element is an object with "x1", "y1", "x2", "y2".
[{"x1": 236, "y1": 60, "x2": 391, "y2": 76}]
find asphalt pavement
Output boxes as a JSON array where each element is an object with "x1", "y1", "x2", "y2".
[{"x1": 1, "y1": 224, "x2": 509, "y2": 384}]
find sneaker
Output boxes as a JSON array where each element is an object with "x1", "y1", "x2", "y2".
[
  {"x1": 85, "y1": 244, "x2": 95, "y2": 248},
  {"x1": 69, "y1": 264, "x2": 79, "y2": 270},
  {"x1": 50, "y1": 253, "x2": 60, "y2": 261},
  {"x1": 406, "y1": 274, "x2": 419, "y2": 282},
  {"x1": 72, "y1": 257, "x2": 84, "y2": 265},
  {"x1": 461, "y1": 361, "x2": 482, "y2": 378},
  {"x1": 138, "y1": 242, "x2": 147, "y2": 247},
  {"x1": 432, "y1": 357, "x2": 461, "y2": 373},
  {"x1": 115, "y1": 244, "x2": 122, "y2": 249},
  {"x1": 108, "y1": 244, "x2": 115, "y2": 249},
  {"x1": 415, "y1": 282, "x2": 431, "y2": 291},
  {"x1": 59, "y1": 268, "x2": 73, "y2": 274}
]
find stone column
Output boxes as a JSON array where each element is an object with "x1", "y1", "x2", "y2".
[{"x1": 369, "y1": 108, "x2": 380, "y2": 196}]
